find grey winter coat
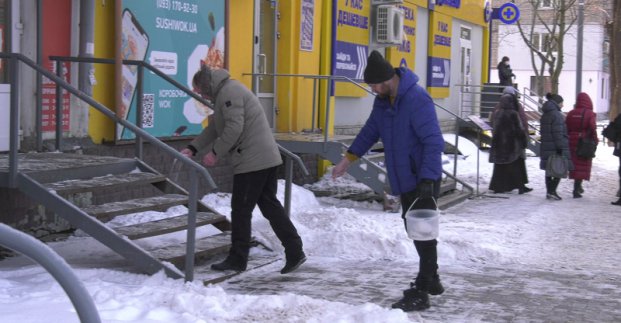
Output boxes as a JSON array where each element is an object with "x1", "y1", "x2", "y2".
[
  {"x1": 189, "y1": 69, "x2": 282, "y2": 174},
  {"x1": 539, "y1": 100, "x2": 574, "y2": 171}
]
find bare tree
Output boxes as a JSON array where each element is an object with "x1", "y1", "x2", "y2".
[
  {"x1": 514, "y1": 0, "x2": 578, "y2": 94},
  {"x1": 610, "y1": 0, "x2": 621, "y2": 119}
]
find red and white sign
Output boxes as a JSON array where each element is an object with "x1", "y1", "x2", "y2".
[{"x1": 41, "y1": 0, "x2": 72, "y2": 132}]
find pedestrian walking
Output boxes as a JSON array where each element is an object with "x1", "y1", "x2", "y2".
[
  {"x1": 488, "y1": 91, "x2": 531, "y2": 194},
  {"x1": 497, "y1": 56, "x2": 515, "y2": 87},
  {"x1": 565, "y1": 92, "x2": 598, "y2": 198},
  {"x1": 539, "y1": 93, "x2": 573, "y2": 200},
  {"x1": 608, "y1": 113, "x2": 621, "y2": 205},
  {"x1": 332, "y1": 50, "x2": 445, "y2": 311},
  {"x1": 181, "y1": 65, "x2": 306, "y2": 274}
]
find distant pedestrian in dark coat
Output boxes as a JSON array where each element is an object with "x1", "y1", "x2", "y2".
[
  {"x1": 609, "y1": 113, "x2": 621, "y2": 205},
  {"x1": 539, "y1": 93, "x2": 573, "y2": 200},
  {"x1": 497, "y1": 56, "x2": 515, "y2": 87},
  {"x1": 565, "y1": 92, "x2": 598, "y2": 198},
  {"x1": 488, "y1": 93, "x2": 531, "y2": 194}
]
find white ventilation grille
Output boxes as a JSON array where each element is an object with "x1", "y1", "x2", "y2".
[{"x1": 376, "y1": 5, "x2": 405, "y2": 45}]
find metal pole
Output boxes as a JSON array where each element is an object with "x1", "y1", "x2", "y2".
[
  {"x1": 55, "y1": 60, "x2": 63, "y2": 151},
  {"x1": 284, "y1": 157, "x2": 293, "y2": 218},
  {"x1": 79, "y1": 0, "x2": 95, "y2": 96},
  {"x1": 576, "y1": 0, "x2": 584, "y2": 94},
  {"x1": 184, "y1": 170, "x2": 198, "y2": 282},
  {"x1": 311, "y1": 78, "x2": 317, "y2": 131},
  {"x1": 36, "y1": 0, "x2": 43, "y2": 152},
  {"x1": 0, "y1": 224, "x2": 102, "y2": 323},
  {"x1": 135, "y1": 65, "x2": 144, "y2": 160},
  {"x1": 9, "y1": 56, "x2": 19, "y2": 188}
]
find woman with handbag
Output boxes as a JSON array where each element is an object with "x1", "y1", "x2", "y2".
[
  {"x1": 539, "y1": 93, "x2": 573, "y2": 200},
  {"x1": 565, "y1": 92, "x2": 598, "y2": 198}
]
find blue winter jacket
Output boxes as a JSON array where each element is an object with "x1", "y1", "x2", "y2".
[{"x1": 348, "y1": 68, "x2": 444, "y2": 195}]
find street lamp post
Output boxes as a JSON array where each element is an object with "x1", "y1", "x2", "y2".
[{"x1": 576, "y1": 0, "x2": 585, "y2": 94}]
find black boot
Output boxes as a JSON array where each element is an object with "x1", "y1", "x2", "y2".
[
  {"x1": 411, "y1": 274, "x2": 445, "y2": 295},
  {"x1": 391, "y1": 288, "x2": 430, "y2": 311},
  {"x1": 573, "y1": 180, "x2": 583, "y2": 198},
  {"x1": 612, "y1": 198, "x2": 621, "y2": 206},
  {"x1": 280, "y1": 252, "x2": 307, "y2": 274},
  {"x1": 211, "y1": 257, "x2": 247, "y2": 272}
]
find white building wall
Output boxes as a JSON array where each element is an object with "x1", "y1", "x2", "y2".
[{"x1": 496, "y1": 24, "x2": 609, "y2": 114}]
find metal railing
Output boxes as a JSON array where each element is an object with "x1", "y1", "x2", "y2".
[
  {"x1": 0, "y1": 223, "x2": 101, "y2": 323},
  {"x1": 247, "y1": 72, "x2": 472, "y2": 194},
  {"x1": 2, "y1": 52, "x2": 308, "y2": 281}
]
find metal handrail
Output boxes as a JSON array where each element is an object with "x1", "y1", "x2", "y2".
[
  {"x1": 1, "y1": 52, "x2": 216, "y2": 281},
  {"x1": 0, "y1": 223, "x2": 101, "y2": 323}
]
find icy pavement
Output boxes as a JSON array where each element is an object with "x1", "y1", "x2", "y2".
[{"x1": 220, "y1": 257, "x2": 621, "y2": 322}]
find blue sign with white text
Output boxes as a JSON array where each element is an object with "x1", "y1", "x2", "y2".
[
  {"x1": 427, "y1": 57, "x2": 450, "y2": 88},
  {"x1": 333, "y1": 40, "x2": 367, "y2": 81}
]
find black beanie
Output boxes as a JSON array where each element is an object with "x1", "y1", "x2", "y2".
[
  {"x1": 363, "y1": 50, "x2": 395, "y2": 84},
  {"x1": 545, "y1": 93, "x2": 564, "y2": 104}
]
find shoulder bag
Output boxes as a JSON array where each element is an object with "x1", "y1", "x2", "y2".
[
  {"x1": 546, "y1": 154, "x2": 568, "y2": 178},
  {"x1": 576, "y1": 110, "x2": 597, "y2": 159}
]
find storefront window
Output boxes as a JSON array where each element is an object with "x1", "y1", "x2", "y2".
[{"x1": 0, "y1": 0, "x2": 8, "y2": 83}]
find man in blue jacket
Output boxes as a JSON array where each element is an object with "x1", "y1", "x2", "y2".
[{"x1": 332, "y1": 50, "x2": 445, "y2": 311}]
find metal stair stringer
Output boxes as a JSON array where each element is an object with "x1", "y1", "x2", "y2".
[
  {"x1": 16, "y1": 172, "x2": 184, "y2": 279},
  {"x1": 277, "y1": 140, "x2": 391, "y2": 196}
]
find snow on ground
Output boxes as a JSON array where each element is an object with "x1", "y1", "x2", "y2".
[{"x1": 0, "y1": 137, "x2": 620, "y2": 322}]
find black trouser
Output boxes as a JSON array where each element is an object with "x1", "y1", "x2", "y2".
[
  {"x1": 545, "y1": 176, "x2": 561, "y2": 194},
  {"x1": 400, "y1": 179, "x2": 441, "y2": 290},
  {"x1": 228, "y1": 166, "x2": 303, "y2": 264}
]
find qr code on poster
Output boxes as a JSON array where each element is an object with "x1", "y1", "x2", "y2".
[{"x1": 142, "y1": 94, "x2": 154, "y2": 128}]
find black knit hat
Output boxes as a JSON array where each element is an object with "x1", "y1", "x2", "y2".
[
  {"x1": 363, "y1": 50, "x2": 395, "y2": 84},
  {"x1": 546, "y1": 93, "x2": 564, "y2": 104}
]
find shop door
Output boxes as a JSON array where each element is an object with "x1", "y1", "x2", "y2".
[
  {"x1": 253, "y1": 0, "x2": 277, "y2": 129},
  {"x1": 459, "y1": 26, "x2": 473, "y2": 117}
]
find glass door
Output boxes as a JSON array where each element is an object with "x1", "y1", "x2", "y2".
[{"x1": 254, "y1": 0, "x2": 277, "y2": 129}]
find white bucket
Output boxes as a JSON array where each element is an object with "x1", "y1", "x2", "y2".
[{"x1": 405, "y1": 198, "x2": 439, "y2": 241}]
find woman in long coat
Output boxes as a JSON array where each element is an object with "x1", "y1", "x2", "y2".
[
  {"x1": 565, "y1": 92, "x2": 598, "y2": 198},
  {"x1": 488, "y1": 94, "x2": 530, "y2": 194},
  {"x1": 539, "y1": 93, "x2": 573, "y2": 200}
]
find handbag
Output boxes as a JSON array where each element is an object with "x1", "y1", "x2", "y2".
[
  {"x1": 575, "y1": 110, "x2": 597, "y2": 159},
  {"x1": 546, "y1": 154, "x2": 568, "y2": 178}
]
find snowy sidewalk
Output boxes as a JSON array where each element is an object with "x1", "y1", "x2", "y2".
[{"x1": 221, "y1": 257, "x2": 621, "y2": 322}]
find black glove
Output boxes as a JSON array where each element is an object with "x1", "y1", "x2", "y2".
[
  {"x1": 556, "y1": 149, "x2": 563, "y2": 155},
  {"x1": 417, "y1": 180, "x2": 434, "y2": 199}
]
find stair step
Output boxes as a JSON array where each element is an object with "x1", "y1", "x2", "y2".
[
  {"x1": 438, "y1": 190, "x2": 472, "y2": 210},
  {"x1": 150, "y1": 232, "x2": 232, "y2": 268},
  {"x1": 82, "y1": 194, "x2": 188, "y2": 221},
  {"x1": 114, "y1": 212, "x2": 227, "y2": 240},
  {"x1": 44, "y1": 172, "x2": 166, "y2": 194}
]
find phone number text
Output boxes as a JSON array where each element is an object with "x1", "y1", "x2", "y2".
[{"x1": 156, "y1": 0, "x2": 198, "y2": 14}]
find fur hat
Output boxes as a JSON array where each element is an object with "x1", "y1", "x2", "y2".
[
  {"x1": 363, "y1": 50, "x2": 395, "y2": 84},
  {"x1": 546, "y1": 93, "x2": 564, "y2": 104}
]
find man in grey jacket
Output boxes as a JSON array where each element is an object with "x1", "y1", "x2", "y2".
[{"x1": 181, "y1": 65, "x2": 306, "y2": 274}]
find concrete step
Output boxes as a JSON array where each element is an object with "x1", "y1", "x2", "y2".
[
  {"x1": 43, "y1": 172, "x2": 166, "y2": 194},
  {"x1": 82, "y1": 194, "x2": 188, "y2": 221},
  {"x1": 114, "y1": 212, "x2": 227, "y2": 240},
  {"x1": 150, "y1": 232, "x2": 232, "y2": 269}
]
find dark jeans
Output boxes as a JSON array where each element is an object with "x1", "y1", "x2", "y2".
[
  {"x1": 228, "y1": 166, "x2": 303, "y2": 264},
  {"x1": 400, "y1": 179, "x2": 441, "y2": 289}
]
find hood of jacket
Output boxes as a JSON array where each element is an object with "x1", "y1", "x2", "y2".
[
  {"x1": 575, "y1": 92, "x2": 593, "y2": 111},
  {"x1": 207, "y1": 68, "x2": 230, "y2": 99},
  {"x1": 542, "y1": 100, "x2": 561, "y2": 114}
]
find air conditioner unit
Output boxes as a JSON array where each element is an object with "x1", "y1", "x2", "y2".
[
  {"x1": 372, "y1": 0, "x2": 403, "y2": 4},
  {"x1": 376, "y1": 5, "x2": 404, "y2": 45}
]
